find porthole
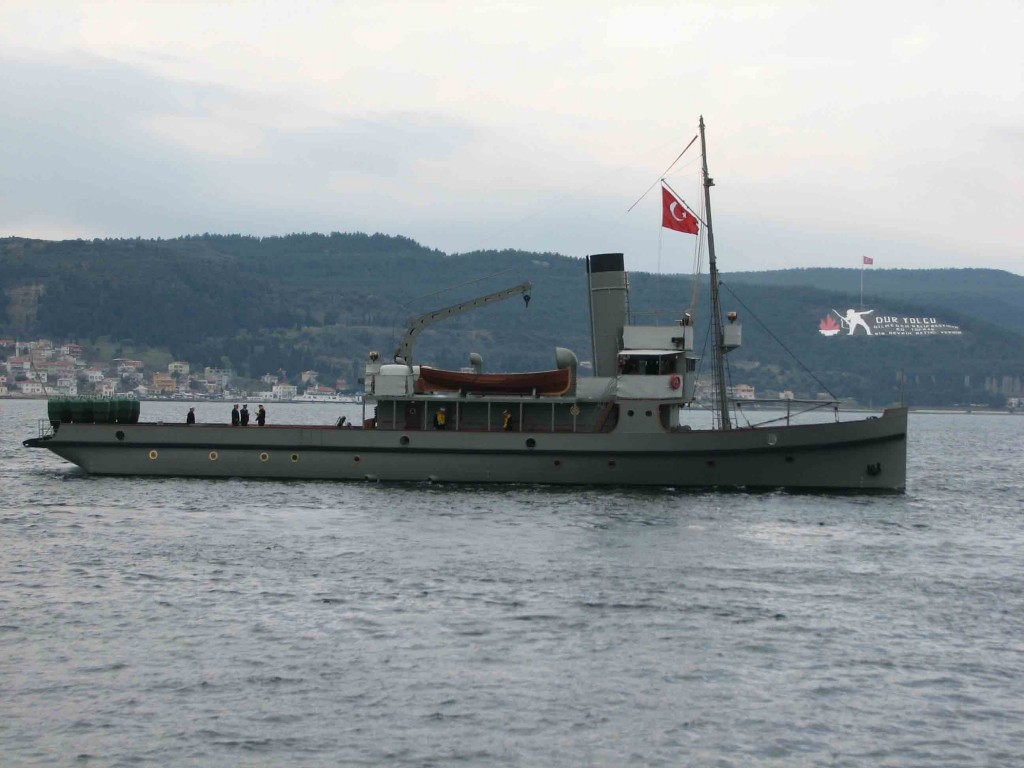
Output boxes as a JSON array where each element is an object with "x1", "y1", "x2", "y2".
[
  {"x1": 553, "y1": 460, "x2": 562, "y2": 467},
  {"x1": 627, "y1": 410, "x2": 635, "y2": 417},
  {"x1": 400, "y1": 436, "x2": 410, "y2": 446},
  {"x1": 354, "y1": 456, "x2": 361, "y2": 462},
  {"x1": 569, "y1": 404, "x2": 581, "y2": 416},
  {"x1": 209, "y1": 451, "x2": 219, "y2": 461},
  {"x1": 259, "y1": 452, "x2": 269, "y2": 463},
  {"x1": 525, "y1": 438, "x2": 536, "y2": 449},
  {"x1": 291, "y1": 454, "x2": 299, "y2": 462},
  {"x1": 148, "y1": 449, "x2": 158, "y2": 460},
  {"x1": 645, "y1": 410, "x2": 652, "y2": 417},
  {"x1": 767, "y1": 434, "x2": 778, "y2": 446},
  {"x1": 115, "y1": 430, "x2": 125, "y2": 441}
]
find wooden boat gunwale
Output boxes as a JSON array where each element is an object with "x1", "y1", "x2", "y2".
[{"x1": 417, "y1": 365, "x2": 572, "y2": 396}]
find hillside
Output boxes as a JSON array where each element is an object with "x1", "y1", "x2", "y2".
[
  {"x1": 728, "y1": 267, "x2": 1024, "y2": 332},
  {"x1": 2, "y1": 234, "x2": 1023, "y2": 407}
]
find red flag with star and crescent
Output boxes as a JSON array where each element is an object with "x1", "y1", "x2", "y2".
[{"x1": 661, "y1": 185, "x2": 699, "y2": 235}]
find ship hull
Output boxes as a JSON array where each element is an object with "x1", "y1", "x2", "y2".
[{"x1": 24, "y1": 408, "x2": 907, "y2": 491}]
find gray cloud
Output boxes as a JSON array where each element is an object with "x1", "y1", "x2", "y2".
[
  {"x1": 1, "y1": 52, "x2": 1020, "y2": 275},
  {"x1": 0, "y1": 54, "x2": 479, "y2": 237}
]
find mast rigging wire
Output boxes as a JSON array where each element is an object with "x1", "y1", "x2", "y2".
[
  {"x1": 626, "y1": 134, "x2": 699, "y2": 213},
  {"x1": 719, "y1": 281, "x2": 837, "y2": 400}
]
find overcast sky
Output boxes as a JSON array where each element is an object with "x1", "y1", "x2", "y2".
[{"x1": 1, "y1": 1, "x2": 1021, "y2": 275}]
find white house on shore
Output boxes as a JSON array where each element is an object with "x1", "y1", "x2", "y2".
[
  {"x1": 272, "y1": 383, "x2": 298, "y2": 400},
  {"x1": 728, "y1": 384, "x2": 757, "y2": 400}
]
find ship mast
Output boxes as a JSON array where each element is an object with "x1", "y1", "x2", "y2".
[{"x1": 699, "y1": 115, "x2": 731, "y2": 430}]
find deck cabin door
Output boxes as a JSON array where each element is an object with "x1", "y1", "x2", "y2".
[{"x1": 403, "y1": 401, "x2": 421, "y2": 430}]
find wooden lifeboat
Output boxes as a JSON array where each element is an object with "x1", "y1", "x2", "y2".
[{"x1": 418, "y1": 366, "x2": 572, "y2": 396}]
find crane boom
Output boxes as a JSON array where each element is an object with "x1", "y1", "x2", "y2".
[{"x1": 394, "y1": 281, "x2": 532, "y2": 366}]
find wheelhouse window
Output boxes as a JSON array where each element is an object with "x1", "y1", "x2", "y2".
[{"x1": 617, "y1": 352, "x2": 681, "y2": 375}]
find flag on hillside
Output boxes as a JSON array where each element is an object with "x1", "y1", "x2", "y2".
[
  {"x1": 661, "y1": 185, "x2": 699, "y2": 235},
  {"x1": 863, "y1": 256, "x2": 874, "y2": 265}
]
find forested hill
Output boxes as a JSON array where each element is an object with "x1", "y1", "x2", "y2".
[
  {"x1": 2, "y1": 233, "x2": 1023, "y2": 407},
  {"x1": 728, "y1": 268, "x2": 1024, "y2": 332}
]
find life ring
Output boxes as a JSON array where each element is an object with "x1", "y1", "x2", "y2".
[{"x1": 670, "y1": 374, "x2": 682, "y2": 390}]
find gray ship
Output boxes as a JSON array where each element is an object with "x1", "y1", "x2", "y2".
[{"x1": 23, "y1": 119, "x2": 907, "y2": 491}]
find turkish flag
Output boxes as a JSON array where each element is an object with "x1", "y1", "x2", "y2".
[
  {"x1": 661, "y1": 186, "x2": 699, "y2": 235},
  {"x1": 863, "y1": 256, "x2": 874, "y2": 265}
]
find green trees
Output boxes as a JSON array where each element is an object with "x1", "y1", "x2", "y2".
[{"x1": 1, "y1": 234, "x2": 1022, "y2": 405}]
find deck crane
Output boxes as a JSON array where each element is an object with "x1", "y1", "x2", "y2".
[{"x1": 394, "y1": 282, "x2": 532, "y2": 368}]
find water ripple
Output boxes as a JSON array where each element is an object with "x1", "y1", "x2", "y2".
[{"x1": 2, "y1": 402, "x2": 1024, "y2": 766}]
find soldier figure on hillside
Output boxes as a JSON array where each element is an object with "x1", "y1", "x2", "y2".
[{"x1": 840, "y1": 309, "x2": 874, "y2": 336}]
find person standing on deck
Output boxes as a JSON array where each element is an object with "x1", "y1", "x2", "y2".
[
  {"x1": 186, "y1": 407, "x2": 196, "y2": 425},
  {"x1": 240, "y1": 404, "x2": 250, "y2": 426},
  {"x1": 502, "y1": 409, "x2": 513, "y2": 431},
  {"x1": 256, "y1": 404, "x2": 266, "y2": 426},
  {"x1": 231, "y1": 404, "x2": 240, "y2": 426},
  {"x1": 434, "y1": 407, "x2": 447, "y2": 430}
]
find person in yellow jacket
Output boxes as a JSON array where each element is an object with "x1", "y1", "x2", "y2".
[
  {"x1": 434, "y1": 407, "x2": 447, "y2": 430},
  {"x1": 502, "y1": 409, "x2": 513, "y2": 431}
]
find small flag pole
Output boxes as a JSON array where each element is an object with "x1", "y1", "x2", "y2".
[
  {"x1": 860, "y1": 256, "x2": 874, "y2": 307},
  {"x1": 860, "y1": 258, "x2": 864, "y2": 309}
]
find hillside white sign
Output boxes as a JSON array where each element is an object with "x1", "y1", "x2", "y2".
[{"x1": 818, "y1": 309, "x2": 962, "y2": 337}]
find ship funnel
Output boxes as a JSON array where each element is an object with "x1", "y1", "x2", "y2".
[{"x1": 586, "y1": 253, "x2": 628, "y2": 377}]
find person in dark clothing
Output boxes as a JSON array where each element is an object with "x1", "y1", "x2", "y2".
[
  {"x1": 186, "y1": 407, "x2": 196, "y2": 425},
  {"x1": 240, "y1": 404, "x2": 250, "y2": 426},
  {"x1": 256, "y1": 404, "x2": 266, "y2": 426},
  {"x1": 231, "y1": 404, "x2": 240, "y2": 426}
]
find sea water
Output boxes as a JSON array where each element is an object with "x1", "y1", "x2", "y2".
[{"x1": 2, "y1": 399, "x2": 1023, "y2": 767}]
